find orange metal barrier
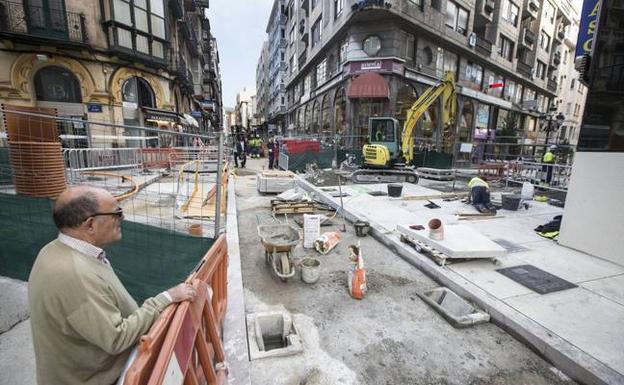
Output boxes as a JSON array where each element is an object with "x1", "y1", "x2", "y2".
[
  {"x1": 124, "y1": 234, "x2": 229, "y2": 385},
  {"x1": 477, "y1": 162, "x2": 506, "y2": 179},
  {"x1": 142, "y1": 148, "x2": 175, "y2": 169}
]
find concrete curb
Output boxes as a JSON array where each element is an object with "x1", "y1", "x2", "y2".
[
  {"x1": 296, "y1": 175, "x2": 622, "y2": 385},
  {"x1": 223, "y1": 175, "x2": 251, "y2": 385}
]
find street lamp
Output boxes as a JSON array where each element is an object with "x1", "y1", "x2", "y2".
[{"x1": 539, "y1": 111, "x2": 565, "y2": 146}]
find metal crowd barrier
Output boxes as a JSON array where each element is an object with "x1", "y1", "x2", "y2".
[
  {"x1": 123, "y1": 234, "x2": 229, "y2": 385},
  {"x1": 278, "y1": 152, "x2": 289, "y2": 170},
  {"x1": 63, "y1": 148, "x2": 143, "y2": 183},
  {"x1": 505, "y1": 161, "x2": 572, "y2": 192}
]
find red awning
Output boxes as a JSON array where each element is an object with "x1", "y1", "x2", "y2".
[{"x1": 347, "y1": 72, "x2": 389, "y2": 99}]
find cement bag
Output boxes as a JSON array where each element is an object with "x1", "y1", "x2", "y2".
[
  {"x1": 347, "y1": 244, "x2": 367, "y2": 300},
  {"x1": 314, "y1": 231, "x2": 341, "y2": 254}
]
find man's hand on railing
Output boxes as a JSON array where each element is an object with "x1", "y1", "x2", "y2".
[{"x1": 167, "y1": 282, "x2": 197, "y2": 303}]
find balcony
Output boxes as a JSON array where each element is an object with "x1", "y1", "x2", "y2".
[
  {"x1": 517, "y1": 61, "x2": 532, "y2": 78},
  {"x1": 523, "y1": 28, "x2": 536, "y2": 46},
  {"x1": 171, "y1": 55, "x2": 194, "y2": 93},
  {"x1": 552, "y1": 51, "x2": 561, "y2": 66},
  {"x1": 547, "y1": 78, "x2": 558, "y2": 92},
  {"x1": 0, "y1": 0, "x2": 87, "y2": 44},
  {"x1": 278, "y1": 38, "x2": 287, "y2": 48},
  {"x1": 475, "y1": 0, "x2": 494, "y2": 23},
  {"x1": 475, "y1": 35, "x2": 492, "y2": 56},
  {"x1": 523, "y1": 0, "x2": 539, "y2": 19},
  {"x1": 351, "y1": 0, "x2": 391, "y2": 12}
]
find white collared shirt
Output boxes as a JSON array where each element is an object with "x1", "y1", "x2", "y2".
[{"x1": 58, "y1": 233, "x2": 109, "y2": 264}]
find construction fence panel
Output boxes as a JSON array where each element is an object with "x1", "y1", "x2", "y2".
[{"x1": 505, "y1": 161, "x2": 573, "y2": 192}]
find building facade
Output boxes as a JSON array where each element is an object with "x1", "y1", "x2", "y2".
[
  {"x1": 255, "y1": 41, "x2": 270, "y2": 130},
  {"x1": 283, "y1": 0, "x2": 574, "y2": 156},
  {"x1": 0, "y1": 0, "x2": 222, "y2": 147},
  {"x1": 265, "y1": 0, "x2": 288, "y2": 133},
  {"x1": 235, "y1": 87, "x2": 255, "y2": 130}
]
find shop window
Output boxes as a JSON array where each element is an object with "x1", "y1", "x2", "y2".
[
  {"x1": 34, "y1": 66, "x2": 82, "y2": 103},
  {"x1": 464, "y1": 62, "x2": 483, "y2": 90}
]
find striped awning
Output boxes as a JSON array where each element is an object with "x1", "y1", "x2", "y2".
[{"x1": 347, "y1": 72, "x2": 389, "y2": 99}]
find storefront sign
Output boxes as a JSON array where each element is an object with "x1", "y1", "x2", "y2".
[
  {"x1": 575, "y1": 0, "x2": 600, "y2": 58},
  {"x1": 348, "y1": 59, "x2": 402, "y2": 75},
  {"x1": 468, "y1": 32, "x2": 477, "y2": 48},
  {"x1": 361, "y1": 60, "x2": 382, "y2": 70},
  {"x1": 87, "y1": 104, "x2": 103, "y2": 113},
  {"x1": 190, "y1": 110, "x2": 203, "y2": 118}
]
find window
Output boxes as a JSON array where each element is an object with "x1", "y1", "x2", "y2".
[
  {"x1": 423, "y1": 46, "x2": 433, "y2": 65},
  {"x1": 280, "y1": 52, "x2": 285, "y2": 61},
  {"x1": 400, "y1": 30, "x2": 416, "y2": 63},
  {"x1": 289, "y1": 55, "x2": 296, "y2": 74},
  {"x1": 111, "y1": 0, "x2": 167, "y2": 59},
  {"x1": 514, "y1": 83, "x2": 523, "y2": 103},
  {"x1": 566, "y1": 102, "x2": 572, "y2": 114},
  {"x1": 523, "y1": 88, "x2": 536, "y2": 103},
  {"x1": 465, "y1": 62, "x2": 483, "y2": 90},
  {"x1": 501, "y1": 0, "x2": 519, "y2": 26},
  {"x1": 316, "y1": 59, "x2": 327, "y2": 85},
  {"x1": 281, "y1": 28, "x2": 285, "y2": 39},
  {"x1": 488, "y1": 74, "x2": 504, "y2": 98},
  {"x1": 543, "y1": 1, "x2": 555, "y2": 24},
  {"x1": 290, "y1": 27, "x2": 295, "y2": 45},
  {"x1": 445, "y1": 1, "x2": 469, "y2": 35},
  {"x1": 340, "y1": 39, "x2": 349, "y2": 63},
  {"x1": 34, "y1": 66, "x2": 82, "y2": 103},
  {"x1": 442, "y1": 50, "x2": 458, "y2": 79},
  {"x1": 570, "y1": 78, "x2": 575, "y2": 89},
  {"x1": 539, "y1": 30, "x2": 550, "y2": 52},
  {"x1": 563, "y1": 50, "x2": 568, "y2": 64},
  {"x1": 304, "y1": 75, "x2": 311, "y2": 95},
  {"x1": 578, "y1": 82, "x2": 584, "y2": 94},
  {"x1": 498, "y1": 35, "x2": 514, "y2": 61},
  {"x1": 536, "y1": 60, "x2": 546, "y2": 80},
  {"x1": 311, "y1": 17, "x2": 322, "y2": 47},
  {"x1": 504, "y1": 79, "x2": 516, "y2": 101},
  {"x1": 363, "y1": 35, "x2": 381, "y2": 56},
  {"x1": 408, "y1": 0, "x2": 423, "y2": 6},
  {"x1": 334, "y1": 0, "x2": 343, "y2": 19}
]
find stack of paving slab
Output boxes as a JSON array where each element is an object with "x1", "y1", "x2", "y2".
[{"x1": 257, "y1": 170, "x2": 296, "y2": 193}]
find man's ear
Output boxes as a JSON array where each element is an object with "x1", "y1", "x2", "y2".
[{"x1": 83, "y1": 217, "x2": 96, "y2": 233}]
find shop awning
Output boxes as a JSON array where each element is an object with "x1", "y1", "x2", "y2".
[{"x1": 347, "y1": 72, "x2": 389, "y2": 99}]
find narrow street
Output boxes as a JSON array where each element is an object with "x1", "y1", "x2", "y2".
[{"x1": 234, "y1": 159, "x2": 575, "y2": 385}]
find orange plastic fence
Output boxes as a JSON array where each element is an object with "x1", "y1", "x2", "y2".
[
  {"x1": 477, "y1": 162, "x2": 506, "y2": 179},
  {"x1": 142, "y1": 148, "x2": 175, "y2": 169},
  {"x1": 124, "y1": 235, "x2": 229, "y2": 385}
]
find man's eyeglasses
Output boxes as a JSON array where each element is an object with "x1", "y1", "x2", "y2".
[{"x1": 90, "y1": 208, "x2": 124, "y2": 219}]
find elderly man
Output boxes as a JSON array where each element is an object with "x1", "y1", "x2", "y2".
[{"x1": 29, "y1": 186, "x2": 197, "y2": 385}]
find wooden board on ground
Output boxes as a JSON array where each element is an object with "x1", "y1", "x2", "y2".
[{"x1": 402, "y1": 192, "x2": 468, "y2": 201}]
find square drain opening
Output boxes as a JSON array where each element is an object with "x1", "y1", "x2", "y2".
[
  {"x1": 417, "y1": 287, "x2": 490, "y2": 328},
  {"x1": 247, "y1": 310, "x2": 303, "y2": 360}
]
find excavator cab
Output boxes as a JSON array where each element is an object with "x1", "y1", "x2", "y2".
[{"x1": 363, "y1": 117, "x2": 401, "y2": 168}]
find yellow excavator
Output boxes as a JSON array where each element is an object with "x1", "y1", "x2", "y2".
[{"x1": 351, "y1": 71, "x2": 457, "y2": 183}]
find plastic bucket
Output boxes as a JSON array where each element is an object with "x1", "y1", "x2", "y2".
[
  {"x1": 428, "y1": 218, "x2": 444, "y2": 240},
  {"x1": 521, "y1": 182, "x2": 534, "y2": 200},
  {"x1": 354, "y1": 221, "x2": 370, "y2": 237},
  {"x1": 387, "y1": 183, "x2": 403, "y2": 197},
  {"x1": 301, "y1": 257, "x2": 321, "y2": 284},
  {"x1": 502, "y1": 194, "x2": 521, "y2": 211},
  {"x1": 188, "y1": 224, "x2": 203, "y2": 237}
]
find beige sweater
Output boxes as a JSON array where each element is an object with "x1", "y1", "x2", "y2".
[{"x1": 28, "y1": 240, "x2": 171, "y2": 385}]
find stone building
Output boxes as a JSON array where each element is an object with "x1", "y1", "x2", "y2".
[
  {"x1": 255, "y1": 41, "x2": 270, "y2": 130},
  {"x1": 265, "y1": 0, "x2": 288, "y2": 133},
  {"x1": 283, "y1": 0, "x2": 575, "y2": 156},
  {"x1": 0, "y1": 0, "x2": 222, "y2": 147}
]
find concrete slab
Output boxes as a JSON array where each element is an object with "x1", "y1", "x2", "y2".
[
  {"x1": 0, "y1": 277, "x2": 28, "y2": 334},
  {"x1": 512, "y1": 243, "x2": 624, "y2": 284},
  {"x1": 449, "y1": 256, "x2": 535, "y2": 299},
  {"x1": 0, "y1": 319, "x2": 36, "y2": 385},
  {"x1": 505, "y1": 288, "x2": 624, "y2": 376},
  {"x1": 581, "y1": 274, "x2": 624, "y2": 306},
  {"x1": 397, "y1": 223, "x2": 507, "y2": 259}
]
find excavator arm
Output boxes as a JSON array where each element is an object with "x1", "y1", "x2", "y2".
[{"x1": 401, "y1": 71, "x2": 457, "y2": 164}]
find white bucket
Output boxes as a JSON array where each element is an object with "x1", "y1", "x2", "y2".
[
  {"x1": 301, "y1": 257, "x2": 321, "y2": 284},
  {"x1": 521, "y1": 182, "x2": 534, "y2": 200}
]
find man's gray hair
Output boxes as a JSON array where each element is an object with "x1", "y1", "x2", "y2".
[{"x1": 53, "y1": 192, "x2": 100, "y2": 229}]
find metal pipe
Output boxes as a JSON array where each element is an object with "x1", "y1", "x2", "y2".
[{"x1": 214, "y1": 131, "x2": 224, "y2": 237}]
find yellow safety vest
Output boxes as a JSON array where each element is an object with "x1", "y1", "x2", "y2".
[
  {"x1": 468, "y1": 177, "x2": 489, "y2": 189},
  {"x1": 543, "y1": 151, "x2": 554, "y2": 163}
]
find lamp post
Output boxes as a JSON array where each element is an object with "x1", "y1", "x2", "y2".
[{"x1": 539, "y1": 111, "x2": 565, "y2": 146}]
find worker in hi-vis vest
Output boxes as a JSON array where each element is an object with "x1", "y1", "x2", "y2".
[
  {"x1": 542, "y1": 145, "x2": 556, "y2": 185},
  {"x1": 468, "y1": 176, "x2": 496, "y2": 214}
]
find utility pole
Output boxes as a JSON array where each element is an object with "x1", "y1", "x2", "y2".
[{"x1": 214, "y1": 131, "x2": 224, "y2": 236}]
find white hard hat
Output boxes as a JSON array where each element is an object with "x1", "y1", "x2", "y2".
[{"x1": 549, "y1": 145, "x2": 556, "y2": 150}]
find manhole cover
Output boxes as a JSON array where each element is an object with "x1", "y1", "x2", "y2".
[{"x1": 496, "y1": 265, "x2": 577, "y2": 294}]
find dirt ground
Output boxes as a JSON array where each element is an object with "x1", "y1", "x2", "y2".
[{"x1": 235, "y1": 158, "x2": 576, "y2": 385}]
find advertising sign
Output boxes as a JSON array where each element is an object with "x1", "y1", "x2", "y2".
[{"x1": 575, "y1": 0, "x2": 601, "y2": 58}]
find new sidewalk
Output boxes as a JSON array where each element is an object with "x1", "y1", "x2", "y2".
[{"x1": 297, "y1": 177, "x2": 624, "y2": 385}]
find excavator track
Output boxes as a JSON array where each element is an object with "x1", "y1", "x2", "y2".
[{"x1": 351, "y1": 168, "x2": 419, "y2": 184}]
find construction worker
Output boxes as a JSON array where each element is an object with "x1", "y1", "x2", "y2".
[
  {"x1": 468, "y1": 176, "x2": 496, "y2": 214},
  {"x1": 28, "y1": 186, "x2": 197, "y2": 385},
  {"x1": 256, "y1": 135, "x2": 264, "y2": 158},
  {"x1": 267, "y1": 137, "x2": 275, "y2": 169},
  {"x1": 235, "y1": 135, "x2": 247, "y2": 168},
  {"x1": 542, "y1": 145, "x2": 556, "y2": 185}
]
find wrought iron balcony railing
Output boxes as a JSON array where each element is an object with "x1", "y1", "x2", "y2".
[{"x1": 0, "y1": 0, "x2": 87, "y2": 43}]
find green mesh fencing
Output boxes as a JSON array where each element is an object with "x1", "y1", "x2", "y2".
[
  {"x1": 0, "y1": 148, "x2": 13, "y2": 185},
  {"x1": 285, "y1": 149, "x2": 335, "y2": 172},
  {"x1": 412, "y1": 150, "x2": 454, "y2": 169},
  {"x1": 0, "y1": 193, "x2": 214, "y2": 303}
]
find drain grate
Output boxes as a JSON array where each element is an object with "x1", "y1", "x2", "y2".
[
  {"x1": 492, "y1": 239, "x2": 529, "y2": 253},
  {"x1": 496, "y1": 265, "x2": 577, "y2": 294}
]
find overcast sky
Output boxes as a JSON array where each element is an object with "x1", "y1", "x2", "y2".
[{"x1": 207, "y1": 0, "x2": 273, "y2": 109}]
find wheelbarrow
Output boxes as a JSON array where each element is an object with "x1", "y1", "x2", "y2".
[{"x1": 257, "y1": 224, "x2": 300, "y2": 282}]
